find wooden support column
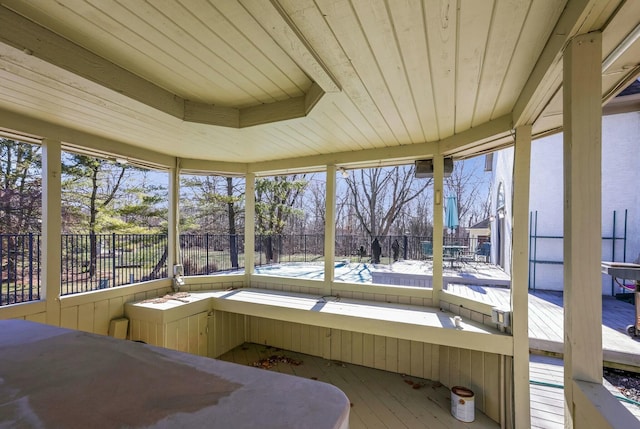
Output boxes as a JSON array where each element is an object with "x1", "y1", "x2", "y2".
[
  {"x1": 563, "y1": 31, "x2": 602, "y2": 427},
  {"x1": 168, "y1": 159, "x2": 179, "y2": 276},
  {"x1": 244, "y1": 173, "x2": 256, "y2": 283},
  {"x1": 511, "y1": 125, "x2": 532, "y2": 429},
  {"x1": 42, "y1": 138, "x2": 61, "y2": 325},
  {"x1": 432, "y1": 151, "x2": 444, "y2": 306},
  {"x1": 324, "y1": 165, "x2": 337, "y2": 295}
]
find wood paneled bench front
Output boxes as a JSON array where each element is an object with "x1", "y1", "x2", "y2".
[
  {"x1": 125, "y1": 287, "x2": 513, "y2": 424},
  {"x1": 125, "y1": 287, "x2": 513, "y2": 357}
]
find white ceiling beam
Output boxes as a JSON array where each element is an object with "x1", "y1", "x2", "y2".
[
  {"x1": 0, "y1": 105, "x2": 175, "y2": 168},
  {"x1": 250, "y1": 114, "x2": 513, "y2": 175},
  {"x1": 183, "y1": 103, "x2": 240, "y2": 128},
  {"x1": 0, "y1": 5, "x2": 183, "y2": 119},
  {"x1": 178, "y1": 158, "x2": 248, "y2": 176},
  {"x1": 439, "y1": 115, "x2": 513, "y2": 155},
  {"x1": 512, "y1": 0, "x2": 604, "y2": 128},
  {"x1": 240, "y1": 96, "x2": 306, "y2": 128},
  {"x1": 0, "y1": 5, "x2": 331, "y2": 129},
  {"x1": 240, "y1": 0, "x2": 341, "y2": 94}
]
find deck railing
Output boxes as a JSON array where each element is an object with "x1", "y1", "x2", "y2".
[
  {"x1": 1, "y1": 232, "x2": 488, "y2": 305},
  {"x1": 0, "y1": 233, "x2": 41, "y2": 305},
  {"x1": 61, "y1": 233, "x2": 168, "y2": 296}
]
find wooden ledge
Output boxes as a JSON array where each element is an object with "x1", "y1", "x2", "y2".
[
  {"x1": 206, "y1": 288, "x2": 513, "y2": 356},
  {"x1": 126, "y1": 288, "x2": 513, "y2": 356}
]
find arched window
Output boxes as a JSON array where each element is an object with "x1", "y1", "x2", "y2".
[{"x1": 497, "y1": 182, "x2": 505, "y2": 219}]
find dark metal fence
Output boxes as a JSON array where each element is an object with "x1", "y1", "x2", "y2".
[
  {"x1": 61, "y1": 233, "x2": 168, "y2": 296},
  {"x1": 1, "y1": 232, "x2": 489, "y2": 305},
  {"x1": 0, "y1": 233, "x2": 41, "y2": 306},
  {"x1": 181, "y1": 234, "x2": 244, "y2": 275},
  {"x1": 334, "y1": 234, "x2": 487, "y2": 263},
  {"x1": 255, "y1": 234, "x2": 325, "y2": 265},
  {"x1": 336, "y1": 235, "x2": 432, "y2": 262}
]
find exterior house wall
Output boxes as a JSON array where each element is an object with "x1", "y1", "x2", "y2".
[
  {"x1": 493, "y1": 111, "x2": 640, "y2": 294},
  {"x1": 491, "y1": 148, "x2": 514, "y2": 275}
]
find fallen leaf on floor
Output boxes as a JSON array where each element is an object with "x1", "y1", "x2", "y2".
[{"x1": 251, "y1": 355, "x2": 303, "y2": 369}]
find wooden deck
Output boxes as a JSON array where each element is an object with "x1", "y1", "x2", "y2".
[
  {"x1": 445, "y1": 284, "x2": 640, "y2": 369},
  {"x1": 529, "y1": 355, "x2": 640, "y2": 428},
  {"x1": 219, "y1": 343, "x2": 640, "y2": 429},
  {"x1": 219, "y1": 343, "x2": 499, "y2": 429},
  {"x1": 218, "y1": 287, "x2": 640, "y2": 427}
]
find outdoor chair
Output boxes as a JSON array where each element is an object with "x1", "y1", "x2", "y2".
[
  {"x1": 421, "y1": 241, "x2": 433, "y2": 260},
  {"x1": 475, "y1": 242, "x2": 491, "y2": 262}
]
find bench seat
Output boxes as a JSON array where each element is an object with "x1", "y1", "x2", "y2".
[
  {"x1": 206, "y1": 288, "x2": 512, "y2": 355},
  {"x1": 126, "y1": 287, "x2": 512, "y2": 356}
]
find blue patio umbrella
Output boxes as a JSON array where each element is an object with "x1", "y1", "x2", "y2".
[{"x1": 445, "y1": 195, "x2": 459, "y2": 234}]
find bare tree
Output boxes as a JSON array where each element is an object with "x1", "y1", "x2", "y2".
[
  {"x1": 344, "y1": 166, "x2": 428, "y2": 239},
  {"x1": 404, "y1": 191, "x2": 433, "y2": 237},
  {"x1": 303, "y1": 180, "x2": 326, "y2": 235},
  {"x1": 445, "y1": 159, "x2": 491, "y2": 231}
]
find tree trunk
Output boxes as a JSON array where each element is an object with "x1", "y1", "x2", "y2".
[
  {"x1": 264, "y1": 236, "x2": 274, "y2": 263},
  {"x1": 227, "y1": 177, "x2": 238, "y2": 268},
  {"x1": 88, "y1": 166, "x2": 99, "y2": 278},
  {"x1": 146, "y1": 243, "x2": 168, "y2": 280}
]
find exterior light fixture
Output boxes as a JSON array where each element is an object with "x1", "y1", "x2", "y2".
[{"x1": 339, "y1": 167, "x2": 349, "y2": 178}]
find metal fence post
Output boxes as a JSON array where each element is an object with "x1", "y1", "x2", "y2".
[
  {"x1": 28, "y1": 233, "x2": 33, "y2": 301},
  {"x1": 112, "y1": 232, "x2": 116, "y2": 288}
]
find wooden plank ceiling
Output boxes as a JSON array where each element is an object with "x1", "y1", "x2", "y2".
[{"x1": 0, "y1": 0, "x2": 638, "y2": 173}]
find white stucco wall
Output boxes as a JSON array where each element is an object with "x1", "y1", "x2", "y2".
[
  {"x1": 494, "y1": 111, "x2": 640, "y2": 295},
  {"x1": 529, "y1": 133, "x2": 565, "y2": 291}
]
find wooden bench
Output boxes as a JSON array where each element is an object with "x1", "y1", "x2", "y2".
[
  {"x1": 127, "y1": 288, "x2": 513, "y2": 356},
  {"x1": 230, "y1": 289, "x2": 508, "y2": 353},
  {"x1": 208, "y1": 288, "x2": 512, "y2": 355},
  {"x1": 125, "y1": 287, "x2": 512, "y2": 426}
]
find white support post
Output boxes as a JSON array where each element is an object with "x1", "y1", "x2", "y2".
[
  {"x1": 244, "y1": 173, "x2": 256, "y2": 283},
  {"x1": 168, "y1": 159, "x2": 179, "y2": 276},
  {"x1": 324, "y1": 165, "x2": 337, "y2": 295},
  {"x1": 42, "y1": 138, "x2": 61, "y2": 325},
  {"x1": 511, "y1": 125, "x2": 532, "y2": 428},
  {"x1": 432, "y1": 151, "x2": 444, "y2": 306},
  {"x1": 563, "y1": 31, "x2": 603, "y2": 427}
]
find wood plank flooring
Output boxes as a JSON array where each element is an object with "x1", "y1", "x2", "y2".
[
  {"x1": 445, "y1": 285, "x2": 640, "y2": 368},
  {"x1": 219, "y1": 343, "x2": 499, "y2": 429},
  {"x1": 529, "y1": 354, "x2": 640, "y2": 427},
  {"x1": 218, "y1": 286, "x2": 640, "y2": 427}
]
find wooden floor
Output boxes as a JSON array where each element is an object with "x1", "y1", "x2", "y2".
[
  {"x1": 218, "y1": 343, "x2": 499, "y2": 429},
  {"x1": 219, "y1": 343, "x2": 640, "y2": 429},
  {"x1": 529, "y1": 354, "x2": 640, "y2": 428},
  {"x1": 446, "y1": 284, "x2": 640, "y2": 368},
  {"x1": 218, "y1": 287, "x2": 640, "y2": 427}
]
